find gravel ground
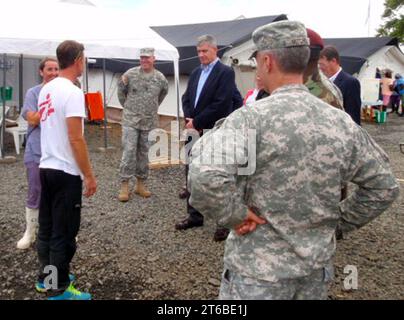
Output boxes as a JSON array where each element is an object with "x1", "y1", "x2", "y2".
[{"x1": 0, "y1": 114, "x2": 403, "y2": 300}]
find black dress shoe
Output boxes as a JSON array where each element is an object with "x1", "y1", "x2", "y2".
[
  {"x1": 213, "y1": 228, "x2": 230, "y2": 242},
  {"x1": 175, "y1": 218, "x2": 203, "y2": 230},
  {"x1": 178, "y1": 188, "x2": 190, "y2": 199}
]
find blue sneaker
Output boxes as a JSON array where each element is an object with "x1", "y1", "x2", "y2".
[
  {"x1": 47, "y1": 283, "x2": 91, "y2": 300},
  {"x1": 35, "y1": 274, "x2": 76, "y2": 293}
]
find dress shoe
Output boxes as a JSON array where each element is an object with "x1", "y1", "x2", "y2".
[
  {"x1": 178, "y1": 188, "x2": 190, "y2": 199},
  {"x1": 213, "y1": 228, "x2": 230, "y2": 242},
  {"x1": 175, "y1": 218, "x2": 203, "y2": 230}
]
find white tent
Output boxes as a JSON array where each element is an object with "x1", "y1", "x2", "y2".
[
  {"x1": 0, "y1": 1, "x2": 179, "y2": 62},
  {"x1": 356, "y1": 46, "x2": 404, "y2": 82},
  {"x1": 221, "y1": 38, "x2": 404, "y2": 98},
  {"x1": 0, "y1": 0, "x2": 181, "y2": 155}
]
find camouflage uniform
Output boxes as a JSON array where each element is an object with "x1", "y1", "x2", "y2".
[
  {"x1": 188, "y1": 21, "x2": 399, "y2": 300},
  {"x1": 305, "y1": 69, "x2": 344, "y2": 110},
  {"x1": 117, "y1": 61, "x2": 168, "y2": 182}
]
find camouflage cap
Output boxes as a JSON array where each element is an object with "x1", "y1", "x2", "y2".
[
  {"x1": 140, "y1": 47, "x2": 155, "y2": 57},
  {"x1": 250, "y1": 21, "x2": 309, "y2": 59}
]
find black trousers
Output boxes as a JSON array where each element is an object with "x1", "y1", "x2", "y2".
[
  {"x1": 184, "y1": 130, "x2": 204, "y2": 224},
  {"x1": 185, "y1": 164, "x2": 204, "y2": 224},
  {"x1": 37, "y1": 168, "x2": 82, "y2": 294}
]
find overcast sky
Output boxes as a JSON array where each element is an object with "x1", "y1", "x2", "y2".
[
  {"x1": 90, "y1": 0, "x2": 386, "y2": 38},
  {"x1": 8, "y1": 0, "x2": 387, "y2": 39}
]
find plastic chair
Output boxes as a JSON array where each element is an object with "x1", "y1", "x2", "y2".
[{"x1": 5, "y1": 113, "x2": 27, "y2": 155}]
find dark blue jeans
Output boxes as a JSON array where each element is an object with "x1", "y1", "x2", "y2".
[{"x1": 37, "y1": 169, "x2": 82, "y2": 295}]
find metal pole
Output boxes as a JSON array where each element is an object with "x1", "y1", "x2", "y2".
[
  {"x1": 103, "y1": 58, "x2": 107, "y2": 149},
  {"x1": 1, "y1": 54, "x2": 7, "y2": 158},
  {"x1": 176, "y1": 69, "x2": 181, "y2": 162},
  {"x1": 19, "y1": 54, "x2": 23, "y2": 113},
  {"x1": 85, "y1": 57, "x2": 89, "y2": 93}
]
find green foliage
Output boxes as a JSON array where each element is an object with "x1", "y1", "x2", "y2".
[{"x1": 377, "y1": 0, "x2": 404, "y2": 43}]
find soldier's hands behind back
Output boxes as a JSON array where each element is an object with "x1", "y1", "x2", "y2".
[{"x1": 235, "y1": 208, "x2": 267, "y2": 236}]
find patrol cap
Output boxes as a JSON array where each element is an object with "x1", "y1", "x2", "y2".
[
  {"x1": 249, "y1": 21, "x2": 309, "y2": 59},
  {"x1": 140, "y1": 47, "x2": 155, "y2": 57}
]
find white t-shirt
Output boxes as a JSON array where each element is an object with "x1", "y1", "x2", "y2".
[
  {"x1": 39, "y1": 77, "x2": 86, "y2": 177},
  {"x1": 245, "y1": 88, "x2": 259, "y2": 107}
]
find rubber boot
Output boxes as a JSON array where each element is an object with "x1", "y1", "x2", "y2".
[
  {"x1": 118, "y1": 181, "x2": 130, "y2": 202},
  {"x1": 17, "y1": 207, "x2": 38, "y2": 250},
  {"x1": 135, "y1": 178, "x2": 151, "y2": 198}
]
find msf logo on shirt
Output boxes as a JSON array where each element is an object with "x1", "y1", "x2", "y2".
[{"x1": 39, "y1": 93, "x2": 55, "y2": 122}]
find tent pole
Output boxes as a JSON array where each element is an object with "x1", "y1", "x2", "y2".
[
  {"x1": 1, "y1": 54, "x2": 6, "y2": 159},
  {"x1": 85, "y1": 57, "x2": 89, "y2": 93},
  {"x1": 103, "y1": 58, "x2": 107, "y2": 149},
  {"x1": 0, "y1": 54, "x2": 16, "y2": 163},
  {"x1": 175, "y1": 61, "x2": 181, "y2": 162},
  {"x1": 19, "y1": 54, "x2": 23, "y2": 113}
]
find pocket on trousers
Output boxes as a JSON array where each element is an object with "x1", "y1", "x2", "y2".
[
  {"x1": 63, "y1": 179, "x2": 82, "y2": 239},
  {"x1": 223, "y1": 269, "x2": 231, "y2": 283},
  {"x1": 219, "y1": 269, "x2": 233, "y2": 300},
  {"x1": 323, "y1": 264, "x2": 335, "y2": 283}
]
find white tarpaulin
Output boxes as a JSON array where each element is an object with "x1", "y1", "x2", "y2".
[
  {"x1": 0, "y1": 0, "x2": 181, "y2": 155},
  {"x1": 0, "y1": 1, "x2": 179, "y2": 62}
]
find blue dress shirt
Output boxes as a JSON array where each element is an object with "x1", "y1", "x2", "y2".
[{"x1": 194, "y1": 58, "x2": 219, "y2": 108}]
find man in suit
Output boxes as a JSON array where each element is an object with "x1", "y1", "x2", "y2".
[
  {"x1": 319, "y1": 46, "x2": 362, "y2": 126},
  {"x1": 175, "y1": 34, "x2": 238, "y2": 242},
  {"x1": 178, "y1": 85, "x2": 242, "y2": 200}
]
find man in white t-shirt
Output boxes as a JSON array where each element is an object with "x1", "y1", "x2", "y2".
[{"x1": 36, "y1": 40, "x2": 97, "y2": 300}]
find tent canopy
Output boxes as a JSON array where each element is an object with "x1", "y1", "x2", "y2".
[
  {"x1": 0, "y1": 1, "x2": 181, "y2": 156},
  {"x1": 152, "y1": 14, "x2": 287, "y2": 74},
  {"x1": 0, "y1": 1, "x2": 179, "y2": 62},
  {"x1": 323, "y1": 37, "x2": 400, "y2": 75}
]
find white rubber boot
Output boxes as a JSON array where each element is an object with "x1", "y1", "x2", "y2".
[{"x1": 16, "y1": 207, "x2": 39, "y2": 250}]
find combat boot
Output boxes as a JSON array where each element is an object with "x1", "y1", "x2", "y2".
[
  {"x1": 135, "y1": 178, "x2": 151, "y2": 198},
  {"x1": 17, "y1": 207, "x2": 38, "y2": 250},
  {"x1": 118, "y1": 181, "x2": 130, "y2": 202}
]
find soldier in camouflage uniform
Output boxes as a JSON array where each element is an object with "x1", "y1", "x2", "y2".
[
  {"x1": 304, "y1": 28, "x2": 344, "y2": 110},
  {"x1": 187, "y1": 21, "x2": 399, "y2": 300},
  {"x1": 117, "y1": 47, "x2": 168, "y2": 201},
  {"x1": 304, "y1": 28, "x2": 348, "y2": 234}
]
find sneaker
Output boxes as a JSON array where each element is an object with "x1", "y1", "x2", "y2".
[
  {"x1": 35, "y1": 274, "x2": 76, "y2": 293},
  {"x1": 47, "y1": 283, "x2": 91, "y2": 300}
]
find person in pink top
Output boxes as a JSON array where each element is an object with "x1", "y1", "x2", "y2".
[{"x1": 380, "y1": 69, "x2": 394, "y2": 111}]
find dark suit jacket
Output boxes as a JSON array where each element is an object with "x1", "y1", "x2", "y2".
[
  {"x1": 232, "y1": 86, "x2": 243, "y2": 112},
  {"x1": 334, "y1": 70, "x2": 362, "y2": 126},
  {"x1": 182, "y1": 61, "x2": 236, "y2": 130}
]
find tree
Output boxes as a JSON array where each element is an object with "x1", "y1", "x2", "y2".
[{"x1": 377, "y1": 0, "x2": 404, "y2": 43}]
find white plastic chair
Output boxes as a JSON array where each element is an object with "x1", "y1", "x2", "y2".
[{"x1": 5, "y1": 113, "x2": 27, "y2": 155}]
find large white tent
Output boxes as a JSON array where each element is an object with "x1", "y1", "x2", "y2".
[
  {"x1": 0, "y1": 0, "x2": 180, "y2": 155},
  {"x1": 0, "y1": 1, "x2": 179, "y2": 62}
]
